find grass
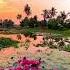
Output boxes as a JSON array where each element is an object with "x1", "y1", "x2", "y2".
[
  {"x1": 0, "y1": 27, "x2": 70, "y2": 37},
  {"x1": 45, "y1": 29, "x2": 70, "y2": 37},
  {"x1": 21, "y1": 27, "x2": 70, "y2": 37},
  {"x1": 0, "y1": 37, "x2": 19, "y2": 50}
]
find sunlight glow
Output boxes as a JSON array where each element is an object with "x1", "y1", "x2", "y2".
[{"x1": 0, "y1": 0, "x2": 5, "y2": 4}]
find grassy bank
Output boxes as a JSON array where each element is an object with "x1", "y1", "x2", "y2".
[
  {"x1": 0, "y1": 27, "x2": 70, "y2": 37},
  {"x1": 0, "y1": 37, "x2": 19, "y2": 50}
]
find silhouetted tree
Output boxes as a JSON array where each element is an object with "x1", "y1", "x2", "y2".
[
  {"x1": 57, "y1": 11, "x2": 70, "y2": 27},
  {"x1": 20, "y1": 17, "x2": 29, "y2": 27},
  {"x1": 41, "y1": 7, "x2": 57, "y2": 21},
  {"x1": 39, "y1": 20, "x2": 47, "y2": 28},
  {"x1": 29, "y1": 17, "x2": 34, "y2": 28},
  {"x1": 48, "y1": 18, "x2": 59, "y2": 30},
  {"x1": 0, "y1": 19, "x2": 3, "y2": 28},
  {"x1": 41, "y1": 9, "x2": 49, "y2": 28},
  {"x1": 60, "y1": 11, "x2": 67, "y2": 20},
  {"x1": 41, "y1": 9, "x2": 49, "y2": 21},
  {"x1": 41, "y1": 7, "x2": 57, "y2": 28},
  {"x1": 33, "y1": 15, "x2": 39, "y2": 27},
  {"x1": 3, "y1": 19, "x2": 14, "y2": 28},
  {"x1": 24, "y1": 4, "x2": 31, "y2": 17},
  {"x1": 50, "y1": 7, "x2": 57, "y2": 18},
  {"x1": 29, "y1": 15, "x2": 39, "y2": 28}
]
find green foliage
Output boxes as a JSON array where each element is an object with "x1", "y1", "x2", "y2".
[
  {"x1": 48, "y1": 18, "x2": 64, "y2": 30},
  {"x1": 22, "y1": 30, "x2": 36, "y2": 39},
  {"x1": 0, "y1": 37, "x2": 19, "y2": 50},
  {"x1": 23, "y1": 31, "x2": 33, "y2": 37},
  {"x1": 29, "y1": 17, "x2": 39, "y2": 28},
  {"x1": 40, "y1": 20, "x2": 47, "y2": 28},
  {"x1": 20, "y1": 17, "x2": 29, "y2": 27},
  {"x1": 63, "y1": 45, "x2": 70, "y2": 52}
]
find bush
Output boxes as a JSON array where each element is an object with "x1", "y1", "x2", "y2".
[
  {"x1": 23, "y1": 31, "x2": 33, "y2": 37},
  {"x1": 48, "y1": 19, "x2": 64, "y2": 30},
  {"x1": 23, "y1": 31, "x2": 36, "y2": 38},
  {"x1": 20, "y1": 17, "x2": 29, "y2": 27},
  {"x1": 0, "y1": 37, "x2": 19, "y2": 49},
  {"x1": 63, "y1": 45, "x2": 70, "y2": 52}
]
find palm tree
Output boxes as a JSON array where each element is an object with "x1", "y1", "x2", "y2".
[
  {"x1": 50, "y1": 7, "x2": 57, "y2": 18},
  {"x1": 60, "y1": 11, "x2": 67, "y2": 20},
  {"x1": 57, "y1": 11, "x2": 70, "y2": 24},
  {"x1": 41, "y1": 9, "x2": 49, "y2": 21},
  {"x1": 41, "y1": 7, "x2": 57, "y2": 21},
  {"x1": 24, "y1": 4, "x2": 31, "y2": 17},
  {"x1": 58, "y1": 11, "x2": 70, "y2": 20}
]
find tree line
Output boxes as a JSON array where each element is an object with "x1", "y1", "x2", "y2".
[{"x1": 0, "y1": 4, "x2": 70, "y2": 30}]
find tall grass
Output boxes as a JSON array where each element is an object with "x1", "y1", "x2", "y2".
[{"x1": 0, "y1": 37, "x2": 19, "y2": 50}]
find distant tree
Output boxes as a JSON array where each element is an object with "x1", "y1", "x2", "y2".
[
  {"x1": 0, "y1": 19, "x2": 3, "y2": 27},
  {"x1": 33, "y1": 15, "x2": 37, "y2": 22},
  {"x1": 29, "y1": 17, "x2": 34, "y2": 28},
  {"x1": 41, "y1": 9, "x2": 49, "y2": 28},
  {"x1": 50, "y1": 7, "x2": 57, "y2": 18},
  {"x1": 58, "y1": 11, "x2": 67, "y2": 21},
  {"x1": 48, "y1": 18, "x2": 59, "y2": 30},
  {"x1": 33, "y1": 15, "x2": 39, "y2": 27},
  {"x1": 57, "y1": 11, "x2": 70, "y2": 27},
  {"x1": 57, "y1": 11, "x2": 70, "y2": 21},
  {"x1": 8, "y1": 19, "x2": 14, "y2": 28},
  {"x1": 41, "y1": 9, "x2": 49, "y2": 21},
  {"x1": 41, "y1": 7, "x2": 57, "y2": 21},
  {"x1": 29, "y1": 15, "x2": 39, "y2": 28},
  {"x1": 41, "y1": 7, "x2": 57, "y2": 28},
  {"x1": 3, "y1": 19, "x2": 8, "y2": 28},
  {"x1": 20, "y1": 17, "x2": 29, "y2": 27},
  {"x1": 3, "y1": 19, "x2": 14, "y2": 28},
  {"x1": 24, "y1": 4, "x2": 31, "y2": 17}
]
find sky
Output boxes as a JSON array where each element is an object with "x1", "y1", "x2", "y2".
[{"x1": 0, "y1": 0, "x2": 70, "y2": 23}]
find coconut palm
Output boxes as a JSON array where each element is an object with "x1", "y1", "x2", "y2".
[
  {"x1": 50, "y1": 7, "x2": 57, "y2": 18},
  {"x1": 24, "y1": 4, "x2": 31, "y2": 17},
  {"x1": 41, "y1": 9, "x2": 49, "y2": 21},
  {"x1": 57, "y1": 11, "x2": 70, "y2": 26},
  {"x1": 58, "y1": 11, "x2": 70, "y2": 20},
  {"x1": 41, "y1": 7, "x2": 57, "y2": 21}
]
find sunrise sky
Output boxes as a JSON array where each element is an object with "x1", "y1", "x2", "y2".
[{"x1": 0, "y1": 0, "x2": 70, "y2": 23}]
